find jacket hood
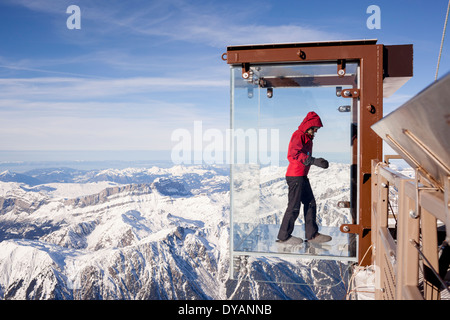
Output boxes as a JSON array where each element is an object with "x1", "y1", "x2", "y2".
[{"x1": 298, "y1": 111, "x2": 323, "y2": 132}]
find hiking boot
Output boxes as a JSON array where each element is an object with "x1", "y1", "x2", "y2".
[
  {"x1": 308, "y1": 233, "x2": 332, "y2": 243},
  {"x1": 276, "y1": 235, "x2": 303, "y2": 245}
]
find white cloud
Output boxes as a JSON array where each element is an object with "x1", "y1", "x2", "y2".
[
  {"x1": 0, "y1": 105, "x2": 217, "y2": 151},
  {"x1": 168, "y1": 21, "x2": 342, "y2": 48},
  {"x1": 0, "y1": 76, "x2": 228, "y2": 100},
  {"x1": 0, "y1": 94, "x2": 228, "y2": 151},
  {"x1": 0, "y1": 115, "x2": 170, "y2": 150},
  {"x1": 108, "y1": 3, "x2": 342, "y2": 48},
  {"x1": 0, "y1": 0, "x2": 342, "y2": 154},
  {"x1": 8, "y1": 0, "x2": 341, "y2": 48}
]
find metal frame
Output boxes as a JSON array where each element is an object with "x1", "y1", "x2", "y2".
[
  {"x1": 224, "y1": 40, "x2": 412, "y2": 265},
  {"x1": 371, "y1": 160, "x2": 449, "y2": 299},
  {"x1": 368, "y1": 73, "x2": 450, "y2": 300}
]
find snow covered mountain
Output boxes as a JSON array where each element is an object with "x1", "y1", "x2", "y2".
[{"x1": 0, "y1": 164, "x2": 351, "y2": 300}]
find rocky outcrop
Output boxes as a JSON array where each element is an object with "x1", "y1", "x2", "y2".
[
  {"x1": 64, "y1": 184, "x2": 152, "y2": 208},
  {"x1": 0, "y1": 196, "x2": 48, "y2": 215}
]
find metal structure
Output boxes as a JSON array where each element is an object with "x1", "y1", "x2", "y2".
[
  {"x1": 370, "y1": 73, "x2": 450, "y2": 300},
  {"x1": 223, "y1": 39, "x2": 413, "y2": 270}
]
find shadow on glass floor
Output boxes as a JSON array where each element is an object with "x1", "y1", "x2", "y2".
[{"x1": 233, "y1": 223, "x2": 357, "y2": 260}]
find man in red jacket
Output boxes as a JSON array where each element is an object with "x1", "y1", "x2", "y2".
[{"x1": 277, "y1": 111, "x2": 332, "y2": 245}]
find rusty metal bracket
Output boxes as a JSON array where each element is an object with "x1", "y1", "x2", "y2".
[
  {"x1": 340, "y1": 224, "x2": 372, "y2": 240},
  {"x1": 341, "y1": 88, "x2": 360, "y2": 98},
  {"x1": 337, "y1": 59, "x2": 346, "y2": 77},
  {"x1": 241, "y1": 63, "x2": 250, "y2": 79},
  {"x1": 340, "y1": 223, "x2": 360, "y2": 234}
]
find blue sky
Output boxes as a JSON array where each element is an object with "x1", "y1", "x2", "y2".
[{"x1": 0, "y1": 0, "x2": 449, "y2": 162}]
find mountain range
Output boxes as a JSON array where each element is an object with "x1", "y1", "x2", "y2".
[{"x1": 0, "y1": 164, "x2": 353, "y2": 300}]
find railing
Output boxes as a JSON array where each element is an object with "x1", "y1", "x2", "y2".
[{"x1": 371, "y1": 158, "x2": 449, "y2": 300}]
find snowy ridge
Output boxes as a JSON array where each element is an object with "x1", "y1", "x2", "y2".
[{"x1": 0, "y1": 164, "x2": 350, "y2": 300}]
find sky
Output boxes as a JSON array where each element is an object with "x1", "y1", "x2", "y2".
[{"x1": 0, "y1": 0, "x2": 449, "y2": 163}]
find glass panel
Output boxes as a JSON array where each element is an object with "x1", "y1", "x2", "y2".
[{"x1": 230, "y1": 63, "x2": 358, "y2": 283}]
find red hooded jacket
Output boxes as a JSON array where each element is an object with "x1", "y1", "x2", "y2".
[{"x1": 286, "y1": 112, "x2": 323, "y2": 177}]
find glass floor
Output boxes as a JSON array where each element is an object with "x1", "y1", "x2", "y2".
[{"x1": 233, "y1": 224, "x2": 357, "y2": 259}]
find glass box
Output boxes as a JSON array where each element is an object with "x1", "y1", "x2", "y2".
[{"x1": 230, "y1": 62, "x2": 359, "y2": 281}]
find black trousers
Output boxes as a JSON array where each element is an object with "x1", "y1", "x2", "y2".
[{"x1": 277, "y1": 176, "x2": 318, "y2": 241}]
